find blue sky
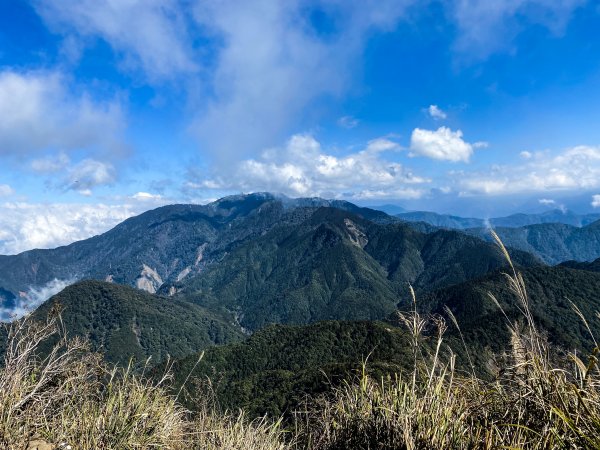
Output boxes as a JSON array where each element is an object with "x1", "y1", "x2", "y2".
[{"x1": 1, "y1": 0, "x2": 600, "y2": 253}]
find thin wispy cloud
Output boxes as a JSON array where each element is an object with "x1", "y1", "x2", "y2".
[
  {"x1": 0, "y1": 185, "x2": 14, "y2": 197},
  {"x1": 34, "y1": 0, "x2": 198, "y2": 82},
  {"x1": 338, "y1": 116, "x2": 360, "y2": 129},
  {"x1": 450, "y1": 0, "x2": 585, "y2": 61},
  {"x1": 0, "y1": 70, "x2": 127, "y2": 157},
  {"x1": 427, "y1": 105, "x2": 447, "y2": 120}
]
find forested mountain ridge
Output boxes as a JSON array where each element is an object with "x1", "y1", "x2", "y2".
[
  {"x1": 26, "y1": 280, "x2": 244, "y2": 366},
  {"x1": 1, "y1": 193, "x2": 541, "y2": 321},
  {"x1": 171, "y1": 206, "x2": 540, "y2": 331},
  {"x1": 164, "y1": 264, "x2": 600, "y2": 419},
  {"x1": 0, "y1": 194, "x2": 395, "y2": 303}
]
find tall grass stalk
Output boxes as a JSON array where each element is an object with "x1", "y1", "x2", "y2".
[
  {"x1": 0, "y1": 312, "x2": 290, "y2": 449},
  {"x1": 299, "y1": 233, "x2": 600, "y2": 449}
]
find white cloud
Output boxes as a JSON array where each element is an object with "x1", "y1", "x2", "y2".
[
  {"x1": 190, "y1": 1, "x2": 416, "y2": 161},
  {"x1": 131, "y1": 192, "x2": 163, "y2": 201},
  {"x1": 30, "y1": 153, "x2": 117, "y2": 193},
  {"x1": 189, "y1": 134, "x2": 428, "y2": 199},
  {"x1": 538, "y1": 198, "x2": 556, "y2": 206},
  {"x1": 0, "y1": 70, "x2": 126, "y2": 157},
  {"x1": 34, "y1": 0, "x2": 197, "y2": 82},
  {"x1": 450, "y1": 0, "x2": 585, "y2": 60},
  {"x1": 0, "y1": 185, "x2": 14, "y2": 197},
  {"x1": 460, "y1": 145, "x2": 600, "y2": 195},
  {"x1": 31, "y1": 152, "x2": 71, "y2": 173},
  {"x1": 427, "y1": 105, "x2": 447, "y2": 120},
  {"x1": 520, "y1": 151, "x2": 533, "y2": 159},
  {"x1": 409, "y1": 127, "x2": 481, "y2": 162},
  {"x1": 338, "y1": 116, "x2": 360, "y2": 129},
  {"x1": 64, "y1": 159, "x2": 117, "y2": 192},
  {"x1": 1, "y1": 278, "x2": 75, "y2": 322},
  {"x1": 592, "y1": 195, "x2": 600, "y2": 208},
  {"x1": 0, "y1": 202, "x2": 142, "y2": 254},
  {"x1": 32, "y1": 1, "x2": 417, "y2": 159}
]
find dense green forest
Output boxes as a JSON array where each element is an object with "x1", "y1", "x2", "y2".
[{"x1": 29, "y1": 280, "x2": 244, "y2": 366}]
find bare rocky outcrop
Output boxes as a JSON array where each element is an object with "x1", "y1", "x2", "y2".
[
  {"x1": 135, "y1": 264, "x2": 163, "y2": 294},
  {"x1": 344, "y1": 218, "x2": 368, "y2": 248}
]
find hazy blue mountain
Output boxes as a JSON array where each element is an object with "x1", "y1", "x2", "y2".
[
  {"x1": 491, "y1": 209, "x2": 600, "y2": 227},
  {"x1": 395, "y1": 208, "x2": 600, "y2": 230},
  {"x1": 396, "y1": 211, "x2": 483, "y2": 229},
  {"x1": 466, "y1": 220, "x2": 600, "y2": 264},
  {"x1": 369, "y1": 204, "x2": 407, "y2": 215}
]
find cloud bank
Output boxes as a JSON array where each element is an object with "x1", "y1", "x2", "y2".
[
  {"x1": 189, "y1": 134, "x2": 428, "y2": 199},
  {"x1": 0, "y1": 278, "x2": 75, "y2": 322},
  {"x1": 459, "y1": 146, "x2": 600, "y2": 195},
  {"x1": 0, "y1": 202, "x2": 144, "y2": 254}
]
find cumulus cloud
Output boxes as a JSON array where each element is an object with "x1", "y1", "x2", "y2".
[
  {"x1": 520, "y1": 151, "x2": 533, "y2": 159},
  {"x1": 409, "y1": 127, "x2": 484, "y2": 162},
  {"x1": 450, "y1": 0, "x2": 585, "y2": 60},
  {"x1": 0, "y1": 202, "x2": 143, "y2": 254},
  {"x1": 539, "y1": 198, "x2": 556, "y2": 206},
  {"x1": 189, "y1": 134, "x2": 428, "y2": 199},
  {"x1": 0, "y1": 70, "x2": 126, "y2": 157},
  {"x1": 459, "y1": 145, "x2": 600, "y2": 195},
  {"x1": 0, "y1": 185, "x2": 14, "y2": 197},
  {"x1": 427, "y1": 105, "x2": 447, "y2": 120},
  {"x1": 34, "y1": 0, "x2": 198, "y2": 82},
  {"x1": 592, "y1": 195, "x2": 600, "y2": 208}
]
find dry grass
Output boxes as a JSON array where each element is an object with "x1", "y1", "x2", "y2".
[
  {"x1": 297, "y1": 231, "x2": 600, "y2": 449},
  {"x1": 0, "y1": 308, "x2": 290, "y2": 450}
]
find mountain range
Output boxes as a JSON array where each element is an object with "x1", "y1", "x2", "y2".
[
  {"x1": 394, "y1": 208, "x2": 600, "y2": 229},
  {"x1": 0, "y1": 193, "x2": 537, "y2": 321},
  {"x1": 2, "y1": 193, "x2": 600, "y2": 421},
  {"x1": 385, "y1": 208, "x2": 600, "y2": 264}
]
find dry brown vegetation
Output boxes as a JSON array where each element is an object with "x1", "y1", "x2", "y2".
[{"x1": 0, "y1": 309, "x2": 289, "y2": 450}]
